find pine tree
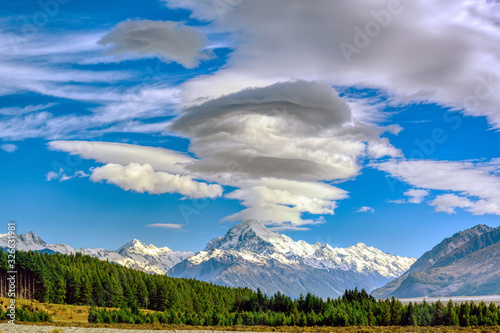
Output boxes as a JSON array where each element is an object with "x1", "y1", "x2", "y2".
[
  {"x1": 390, "y1": 296, "x2": 403, "y2": 325},
  {"x1": 433, "y1": 300, "x2": 445, "y2": 326},
  {"x1": 459, "y1": 302, "x2": 470, "y2": 327},
  {"x1": 53, "y1": 273, "x2": 66, "y2": 304},
  {"x1": 135, "y1": 276, "x2": 148, "y2": 309},
  {"x1": 66, "y1": 268, "x2": 82, "y2": 304},
  {"x1": 443, "y1": 299, "x2": 458, "y2": 326}
]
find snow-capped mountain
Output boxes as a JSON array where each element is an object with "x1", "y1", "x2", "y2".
[
  {"x1": 81, "y1": 239, "x2": 194, "y2": 275},
  {"x1": 0, "y1": 231, "x2": 75, "y2": 254},
  {"x1": 0, "y1": 232, "x2": 193, "y2": 275},
  {"x1": 0, "y1": 221, "x2": 415, "y2": 298},
  {"x1": 169, "y1": 220, "x2": 415, "y2": 298}
]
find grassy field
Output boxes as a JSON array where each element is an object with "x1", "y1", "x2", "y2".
[
  {"x1": 0, "y1": 297, "x2": 93, "y2": 323},
  {"x1": 1, "y1": 298, "x2": 499, "y2": 332}
]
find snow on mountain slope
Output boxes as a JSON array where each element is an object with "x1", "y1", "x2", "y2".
[
  {"x1": 1, "y1": 221, "x2": 415, "y2": 298},
  {"x1": 169, "y1": 220, "x2": 416, "y2": 298},
  {"x1": 205, "y1": 220, "x2": 318, "y2": 256},
  {"x1": 0, "y1": 232, "x2": 193, "y2": 275},
  {"x1": 203, "y1": 220, "x2": 414, "y2": 278},
  {"x1": 0, "y1": 231, "x2": 75, "y2": 254}
]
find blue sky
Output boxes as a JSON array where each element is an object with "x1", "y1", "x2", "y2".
[{"x1": 1, "y1": 0, "x2": 499, "y2": 258}]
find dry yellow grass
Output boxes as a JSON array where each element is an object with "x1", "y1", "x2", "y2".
[{"x1": 0, "y1": 297, "x2": 90, "y2": 323}]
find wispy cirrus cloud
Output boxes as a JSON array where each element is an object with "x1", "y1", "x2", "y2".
[
  {"x1": 46, "y1": 169, "x2": 89, "y2": 182},
  {"x1": 146, "y1": 223, "x2": 185, "y2": 229},
  {"x1": 0, "y1": 103, "x2": 56, "y2": 116},
  {"x1": 0, "y1": 28, "x2": 181, "y2": 142},
  {"x1": 0, "y1": 143, "x2": 17, "y2": 153},
  {"x1": 374, "y1": 159, "x2": 500, "y2": 215}
]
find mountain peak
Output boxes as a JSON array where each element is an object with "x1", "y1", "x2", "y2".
[
  {"x1": 400, "y1": 223, "x2": 494, "y2": 276},
  {"x1": 352, "y1": 242, "x2": 369, "y2": 250},
  {"x1": 204, "y1": 220, "x2": 319, "y2": 256},
  {"x1": 19, "y1": 231, "x2": 46, "y2": 246},
  {"x1": 117, "y1": 239, "x2": 145, "y2": 251},
  {"x1": 204, "y1": 220, "x2": 278, "y2": 253},
  {"x1": 117, "y1": 239, "x2": 170, "y2": 255},
  {"x1": 468, "y1": 224, "x2": 493, "y2": 234},
  {"x1": 229, "y1": 220, "x2": 278, "y2": 239}
]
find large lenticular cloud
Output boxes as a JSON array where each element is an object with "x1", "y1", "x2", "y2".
[
  {"x1": 49, "y1": 81, "x2": 401, "y2": 228},
  {"x1": 169, "y1": 80, "x2": 400, "y2": 182},
  {"x1": 167, "y1": 80, "x2": 400, "y2": 226}
]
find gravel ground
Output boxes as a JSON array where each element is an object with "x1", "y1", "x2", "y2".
[
  {"x1": 397, "y1": 295, "x2": 500, "y2": 305},
  {"x1": 1, "y1": 324, "x2": 229, "y2": 333}
]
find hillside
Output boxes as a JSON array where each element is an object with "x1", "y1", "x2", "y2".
[
  {"x1": 1, "y1": 251, "x2": 500, "y2": 329},
  {"x1": 372, "y1": 225, "x2": 500, "y2": 298}
]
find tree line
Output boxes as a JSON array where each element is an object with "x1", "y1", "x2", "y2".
[
  {"x1": 88, "y1": 290, "x2": 500, "y2": 327},
  {"x1": 1, "y1": 251, "x2": 500, "y2": 327}
]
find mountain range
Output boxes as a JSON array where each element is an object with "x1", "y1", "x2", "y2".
[
  {"x1": 0, "y1": 230, "x2": 193, "y2": 275},
  {"x1": 0, "y1": 220, "x2": 414, "y2": 298},
  {"x1": 3, "y1": 221, "x2": 498, "y2": 299},
  {"x1": 169, "y1": 220, "x2": 415, "y2": 298},
  {"x1": 372, "y1": 224, "x2": 500, "y2": 298}
]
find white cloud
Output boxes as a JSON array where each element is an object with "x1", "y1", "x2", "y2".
[
  {"x1": 356, "y1": 206, "x2": 375, "y2": 213},
  {"x1": 90, "y1": 162, "x2": 222, "y2": 198},
  {"x1": 46, "y1": 169, "x2": 89, "y2": 182},
  {"x1": 146, "y1": 223, "x2": 184, "y2": 229},
  {"x1": 49, "y1": 81, "x2": 403, "y2": 228},
  {"x1": 224, "y1": 179, "x2": 347, "y2": 226},
  {"x1": 1, "y1": 31, "x2": 103, "y2": 61},
  {"x1": 429, "y1": 194, "x2": 474, "y2": 214},
  {"x1": 47, "y1": 141, "x2": 223, "y2": 199},
  {"x1": 0, "y1": 103, "x2": 56, "y2": 116},
  {"x1": 166, "y1": 0, "x2": 500, "y2": 127},
  {"x1": 0, "y1": 143, "x2": 17, "y2": 153},
  {"x1": 268, "y1": 225, "x2": 312, "y2": 232},
  {"x1": 48, "y1": 141, "x2": 194, "y2": 175},
  {"x1": 0, "y1": 85, "x2": 180, "y2": 141},
  {"x1": 388, "y1": 199, "x2": 406, "y2": 204},
  {"x1": 0, "y1": 29, "x2": 181, "y2": 141},
  {"x1": 169, "y1": 80, "x2": 399, "y2": 227},
  {"x1": 98, "y1": 20, "x2": 209, "y2": 68},
  {"x1": 374, "y1": 159, "x2": 500, "y2": 215},
  {"x1": 170, "y1": 80, "x2": 400, "y2": 183},
  {"x1": 367, "y1": 138, "x2": 403, "y2": 159},
  {"x1": 404, "y1": 188, "x2": 430, "y2": 204}
]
